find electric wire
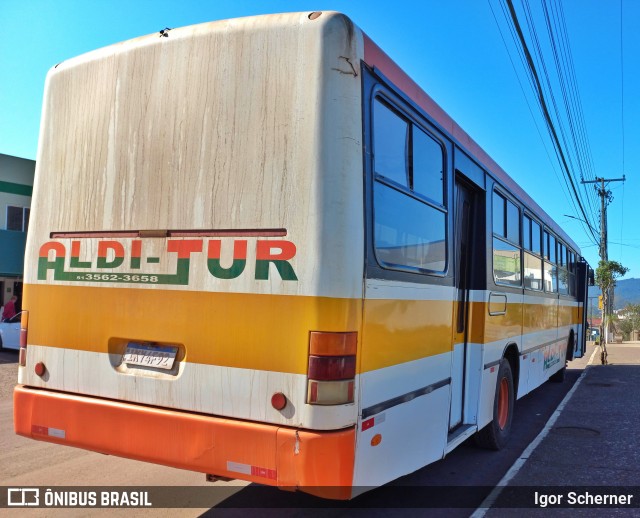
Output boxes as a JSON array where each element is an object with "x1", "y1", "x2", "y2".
[
  {"x1": 489, "y1": 0, "x2": 598, "y2": 247},
  {"x1": 619, "y1": 0, "x2": 626, "y2": 263},
  {"x1": 546, "y1": 0, "x2": 600, "y2": 218},
  {"x1": 512, "y1": 0, "x2": 598, "y2": 236},
  {"x1": 487, "y1": 0, "x2": 574, "y2": 222},
  {"x1": 511, "y1": 0, "x2": 587, "y2": 233},
  {"x1": 540, "y1": 0, "x2": 598, "y2": 226},
  {"x1": 502, "y1": 0, "x2": 600, "y2": 245},
  {"x1": 620, "y1": 0, "x2": 625, "y2": 177},
  {"x1": 534, "y1": 0, "x2": 601, "y2": 238}
]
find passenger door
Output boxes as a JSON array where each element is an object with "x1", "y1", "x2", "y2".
[{"x1": 449, "y1": 177, "x2": 479, "y2": 430}]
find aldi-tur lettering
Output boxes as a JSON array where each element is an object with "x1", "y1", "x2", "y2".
[{"x1": 38, "y1": 239, "x2": 298, "y2": 285}]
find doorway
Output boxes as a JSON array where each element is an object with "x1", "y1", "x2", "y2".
[{"x1": 449, "y1": 175, "x2": 483, "y2": 430}]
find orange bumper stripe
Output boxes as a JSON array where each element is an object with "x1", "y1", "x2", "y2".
[{"x1": 13, "y1": 386, "x2": 355, "y2": 497}]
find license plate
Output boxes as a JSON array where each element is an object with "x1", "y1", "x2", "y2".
[{"x1": 122, "y1": 343, "x2": 178, "y2": 370}]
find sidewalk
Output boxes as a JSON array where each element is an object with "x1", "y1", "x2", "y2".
[{"x1": 484, "y1": 341, "x2": 640, "y2": 515}]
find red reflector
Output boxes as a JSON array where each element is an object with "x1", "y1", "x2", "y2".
[
  {"x1": 19, "y1": 347, "x2": 27, "y2": 367},
  {"x1": 308, "y1": 355, "x2": 356, "y2": 381},
  {"x1": 35, "y1": 362, "x2": 46, "y2": 377},
  {"x1": 271, "y1": 392, "x2": 287, "y2": 410}
]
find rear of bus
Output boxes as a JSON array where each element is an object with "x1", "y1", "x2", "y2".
[{"x1": 14, "y1": 12, "x2": 365, "y2": 497}]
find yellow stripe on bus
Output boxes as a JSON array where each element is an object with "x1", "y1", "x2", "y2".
[
  {"x1": 23, "y1": 284, "x2": 361, "y2": 375},
  {"x1": 23, "y1": 284, "x2": 583, "y2": 375},
  {"x1": 360, "y1": 298, "x2": 454, "y2": 372}
]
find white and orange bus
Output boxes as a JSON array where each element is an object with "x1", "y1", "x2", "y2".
[{"x1": 15, "y1": 11, "x2": 589, "y2": 499}]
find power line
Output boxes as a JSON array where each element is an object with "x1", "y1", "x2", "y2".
[
  {"x1": 487, "y1": 0, "x2": 588, "y2": 239},
  {"x1": 620, "y1": 0, "x2": 626, "y2": 175},
  {"x1": 503, "y1": 0, "x2": 600, "y2": 245},
  {"x1": 546, "y1": 1, "x2": 600, "y2": 216},
  {"x1": 492, "y1": 0, "x2": 598, "y2": 244},
  {"x1": 496, "y1": 0, "x2": 599, "y2": 240},
  {"x1": 618, "y1": 0, "x2": 626, "y2": 264}
]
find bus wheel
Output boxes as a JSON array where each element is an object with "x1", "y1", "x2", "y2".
[
  {"x1": 550, "y1": 334, "x2": 572, "y2": 383},
  {"x1": 549, "y1": 362, "x2": 566, "y2": 382},
  {"x1": 475, "y1": 359, "x2": 514, "y2": 450}
]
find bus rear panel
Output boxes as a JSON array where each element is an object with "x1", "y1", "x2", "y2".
[{"x1": 16, "y1": 12, "x2": 365, "y2": 497}]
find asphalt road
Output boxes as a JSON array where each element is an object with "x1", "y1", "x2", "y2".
[{"x1": 0, "y1": 348, "x2": 585, "y2": 516}]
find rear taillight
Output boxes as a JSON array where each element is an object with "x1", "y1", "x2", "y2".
[
  {"x1": 307, "y1": 331, "x2": 356, "y2": 405},
  {"x1": 308, "y1": 355, "x2": 356, "y2": 380},
  {"x1": 18, "y1": 310, "x2": 28, "y2": 367}
]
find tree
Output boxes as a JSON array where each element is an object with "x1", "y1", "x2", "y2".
[
  {"x1": 594, "y1": 260, "x2": 629, "y2": 362},
  {"x1": 618, "y1": 315, "x2": 633, "y2": 341},
  {"x1": 618, "y1": 303, "x2": 640, "y2": 341}
]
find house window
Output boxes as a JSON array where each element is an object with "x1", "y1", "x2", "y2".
[{"x1": 6, "y1": 206, "x2": 29, "y2": 232}]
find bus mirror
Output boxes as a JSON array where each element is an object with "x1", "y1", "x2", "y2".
[{"x1": 587, "y1": 267, "x2": 595, "y2": 286}]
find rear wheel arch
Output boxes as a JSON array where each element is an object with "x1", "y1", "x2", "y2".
[
  {"x1": 475, "y1": 358, "x2": 514, "y2": 450},
  {"x1": 503, "y1": 342, "x2": 519, "y2": 397},
  {"x1": 550, "y1": 331, "x2": 574, "y2": 383},
  {"x1": 566, "y1": 329, "x2": 575, "y2": 360}
]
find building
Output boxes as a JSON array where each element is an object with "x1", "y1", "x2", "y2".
[{"x1": 0, "y1": 153, "x2": 34, "y2": 309}]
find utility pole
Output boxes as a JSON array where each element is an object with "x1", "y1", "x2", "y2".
[{"x1": 581, "y1": 175, "x2": 626, "y2": 343}]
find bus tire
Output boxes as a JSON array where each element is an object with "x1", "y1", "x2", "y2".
[
  {"x1": 475, "y1": 359, "x2": 514, "y2": 450},
  {"x1": 549, "y1": 363, "x2": 566, "y2": 382},
  {"x1": 550, "y1": 334, "x2": 572, "y2": 383}
]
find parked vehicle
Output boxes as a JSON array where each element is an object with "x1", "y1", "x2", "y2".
[
  {"x1": 0, "y1": 312, "x2": 22, "y2": 350},
  {"x1": 14, "y1": 12, "x2": 589, "y2": 499}
]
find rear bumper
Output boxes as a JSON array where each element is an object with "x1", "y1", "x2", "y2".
[{"x1": 14, "y1": 385, "x2": 355, "y2": 499}]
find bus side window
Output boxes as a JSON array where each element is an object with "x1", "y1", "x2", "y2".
[
  {"x1": 492, "y1": 192, "x2": 522, "y2": 287},
  {"x1": 523, "y1": 215, "x2": 543, "y2": 291},
  {"x1": 373, "y1": 100, "x2": 409, "y2": 188},
  {"x1": 543, "y1": 231, "x2": 558, "y2": 293},
  {"x1": 412, "y1": 127, "x2": 444, "y2": 205},
  {"x1": 372, "y1": 96, "x2": 447, "y2": 274},
  {"x1": 557, "y1": 241, "x2": 570, "y2": 295}
]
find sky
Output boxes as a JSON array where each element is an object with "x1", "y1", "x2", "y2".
[{"x1": 1, "y1": 0, "x2": 638, "y2": 279}]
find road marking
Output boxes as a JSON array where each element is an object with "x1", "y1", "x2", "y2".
[{"x1": 470, "y1": 346, "x2": 594, "y2": 517}]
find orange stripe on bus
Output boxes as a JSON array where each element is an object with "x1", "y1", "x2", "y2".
[{"x1": 14, "y1": 385, "x2": 355, "y2": 496}]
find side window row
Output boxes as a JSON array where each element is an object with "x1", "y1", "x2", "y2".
[
  {"x1": 492, "y1": 190, "x2": 578, "y2": 295},
  {"x1": 372, "y1": 97, "x2": 447, "y2": 274}
]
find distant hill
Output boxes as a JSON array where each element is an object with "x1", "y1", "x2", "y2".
[
  {"x1": 589, "y1": 278, "x2": 640, "y2": 310},
  {"x1": 612, "y1": 278, "x2": 640, "y2": 309}
]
